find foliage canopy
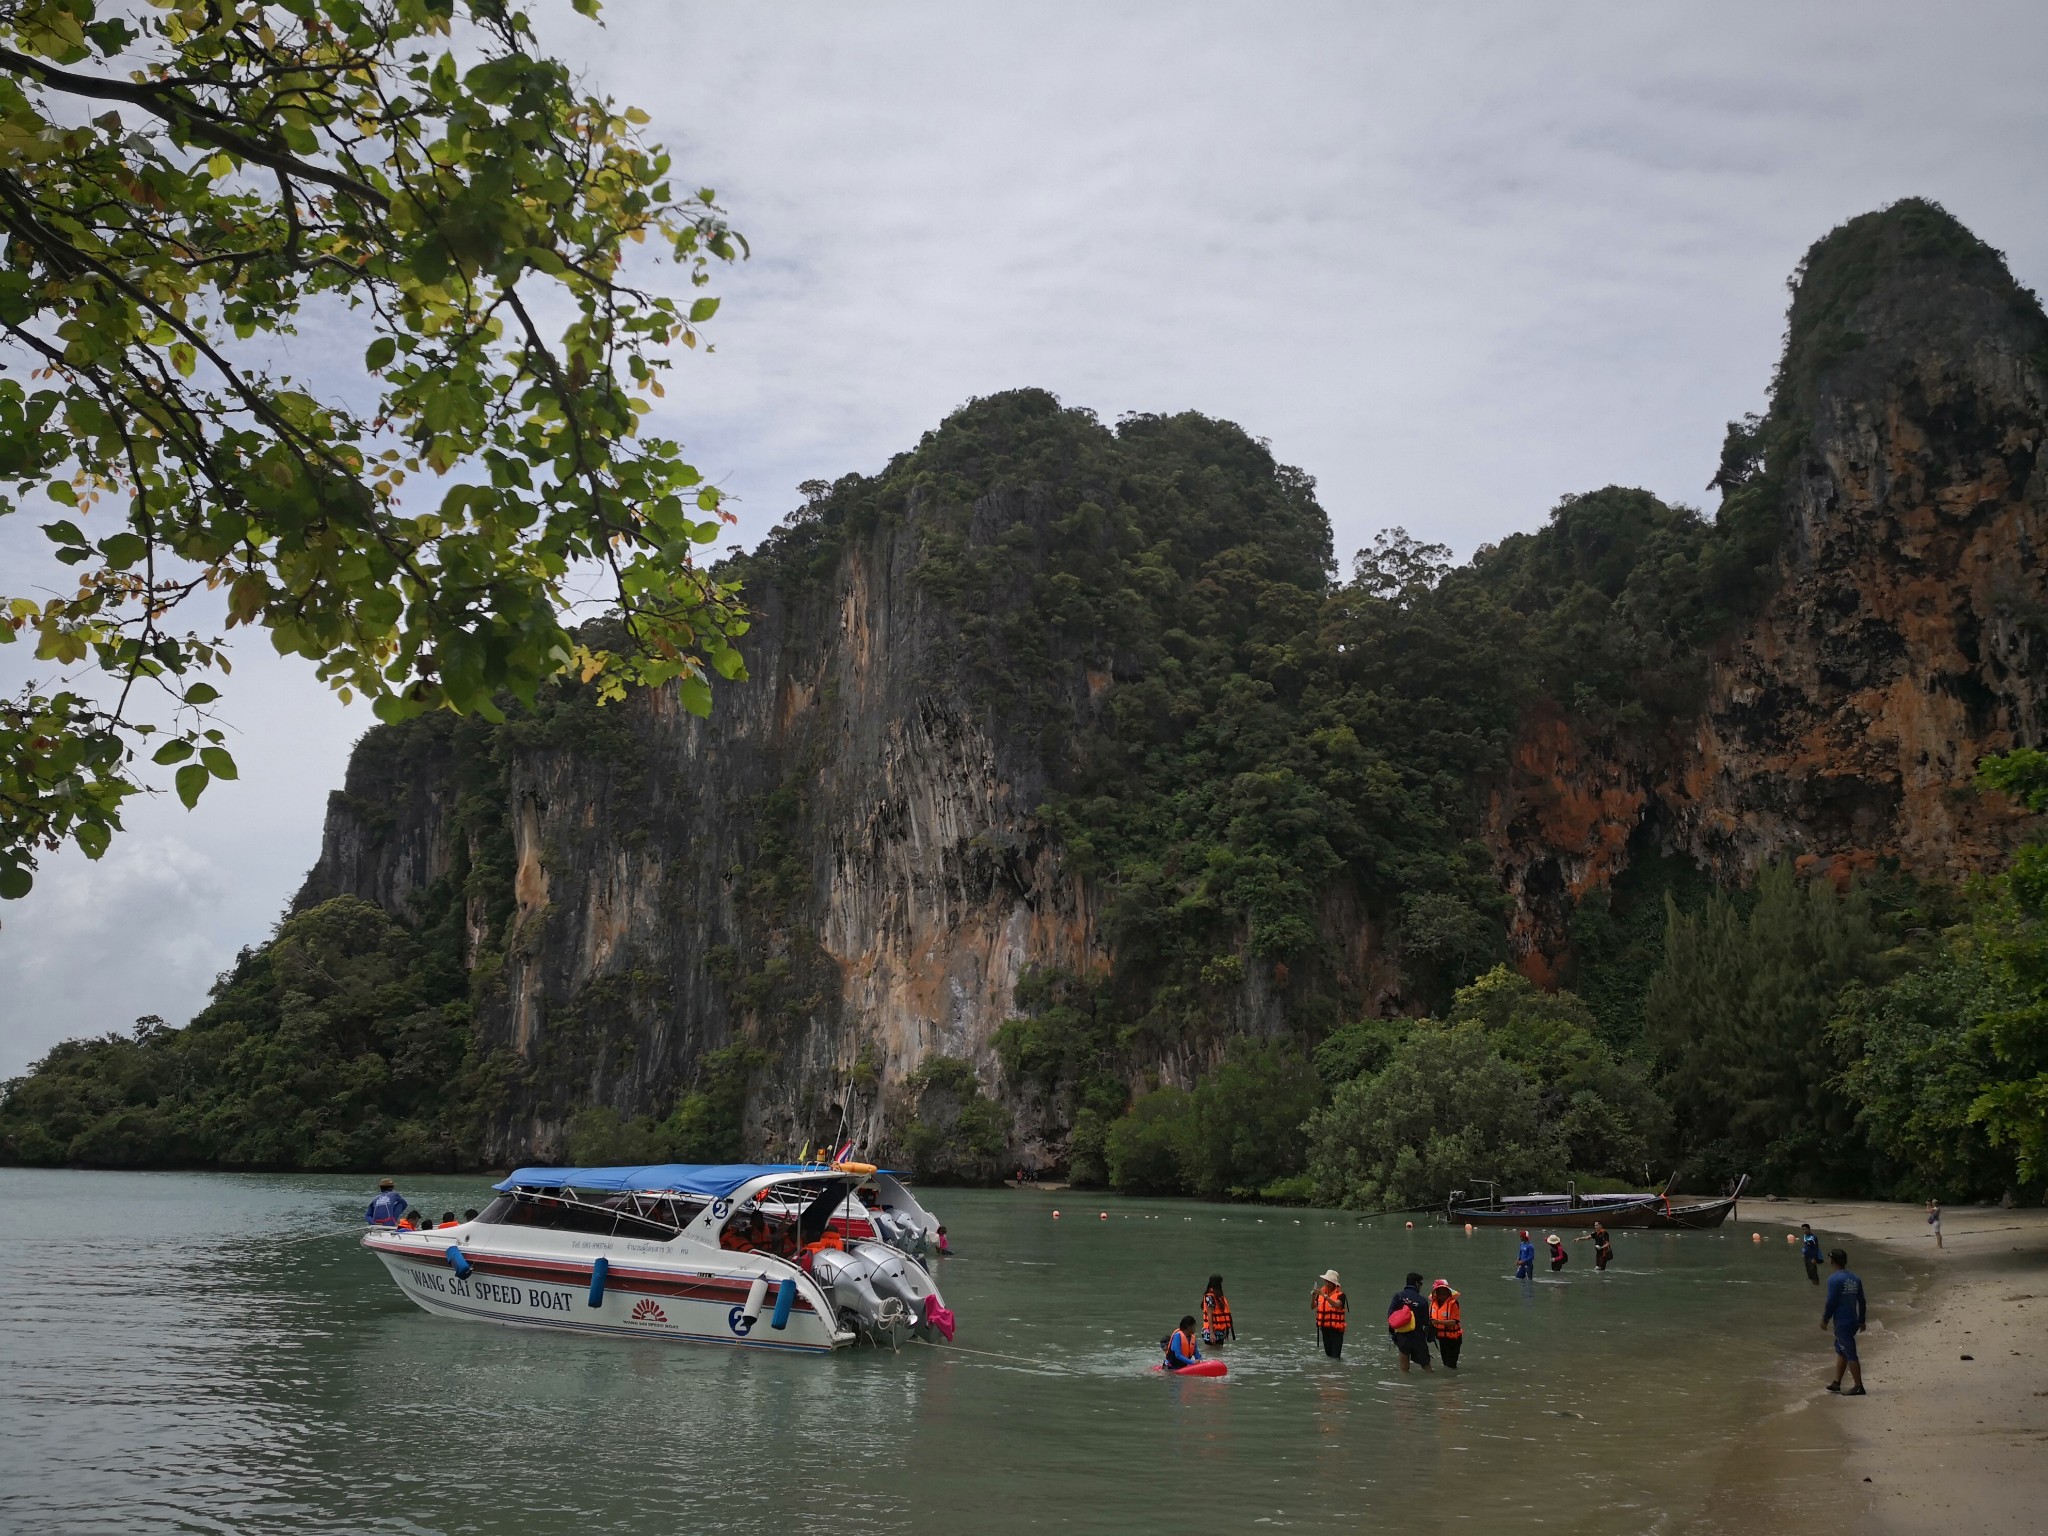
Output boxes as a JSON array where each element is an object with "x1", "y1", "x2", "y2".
[{"x1": 0, "y1": 0, "x2": 747, "y2": 899}]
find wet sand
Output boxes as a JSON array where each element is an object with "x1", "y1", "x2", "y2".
[{"x1": 1737, "y1": 1198, "x2": 2048, "y2": 1533}]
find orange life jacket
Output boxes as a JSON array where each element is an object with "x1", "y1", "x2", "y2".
[
  {"x1": 1166, "y1": 1328, "x2": 1199, "y2": 1364},
  {"x1": 1429, "y1": 1292, "x2": 1463, "y2": 1339},
  {"x1": 1314, "y1": 1285, "x2": 1347, "y2": 1330},
  {"x1": 1203, "y1": 1293, "x2": 1233, "y2": 1334}
]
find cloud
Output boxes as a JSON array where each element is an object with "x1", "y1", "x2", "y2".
[{"x1": 4, "y1": 0, "x2": 2046, "y2": 1070}]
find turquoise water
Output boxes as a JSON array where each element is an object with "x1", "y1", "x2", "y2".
[{"x1": 0, "y1": 1171, "x2": 1900, "y2": 1532}]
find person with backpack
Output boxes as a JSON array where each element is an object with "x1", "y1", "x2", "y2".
[
  {"x1": 1546, "y1": 1233, "x2": 1569, "y2": 1273},
  {"x1": 1312, "y1": 1270, "x2": 1347, "y2": 1358},
  {"x1": 1386, "y1": 1271, "x2": 1434, "y2": 1373},
  {"x1": 1201, "y1": 1275, "x2": 1235, "y2": 1345}
]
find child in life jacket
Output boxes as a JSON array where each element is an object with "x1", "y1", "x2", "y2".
[
  {"x1": 1161, "y1": 1314, "x2": 1203, "y2": 1371},
  {"x1": 1201, "y1": 1275, "x2": 1234, "y2": 1344}
]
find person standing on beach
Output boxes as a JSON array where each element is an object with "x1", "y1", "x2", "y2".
[
  {"x1": 1387, "y1": 1271, "x2": 1434, "y2": 1374},
  {"x1": 1313, "y1": 1270, "x2": 1347, "y2": 1358},
  {"x1": 1515, "y1": 1230, "x2": 1535, "y2": 1279},
  {"x1": 1800, "y1": 1224, "x2": 1823, "y2": 1285},
  {"x1": 1927, "y1": 1199, "x2": 1943, "y2": 1251},
  {"x1": 1821, "y1": 1248, "x2": 1867, "y2": 1396}
]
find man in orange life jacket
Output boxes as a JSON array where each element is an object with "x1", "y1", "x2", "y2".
[
  {"x1": 1312, "y1": 1269, "x2": 1347, "y2": 1358},
  {"x1": 1428, "y1": 1278, "x2": 1464, "y2": 1370},
  {"x1": 1162, "y1": 1314, "x2": 1202, "y2": 1371}
]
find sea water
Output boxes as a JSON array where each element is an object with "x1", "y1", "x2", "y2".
[{"x1": 0, "y1": 1170, "x2": 1903, "y2": 1533}]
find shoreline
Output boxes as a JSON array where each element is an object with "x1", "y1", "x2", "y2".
[{"x1": 1728, "y1": 1198, "x2": 2048, "y2": 1533}]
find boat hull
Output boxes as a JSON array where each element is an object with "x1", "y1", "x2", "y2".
[{"x1": 367, "y1": 1238, "x2": 844, "y2": 1353}]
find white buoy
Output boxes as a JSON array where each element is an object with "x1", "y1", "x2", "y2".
[
  {"x1": 1751, "y1": 1233, "x2": 1762, "y2": 1243},
  {"x1": 742, "y1": 1274, "x2": 770, "y2": 1326},
  {"x1": 1052, "y1": 1210, "x2": 1061, "y2": 1219}
]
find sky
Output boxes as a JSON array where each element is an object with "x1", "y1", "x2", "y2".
[{"x1": 3, "y1": 1, "x2": 2047, "y2": 1074}]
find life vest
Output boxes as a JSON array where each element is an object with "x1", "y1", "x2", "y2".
[
  {"x1": 1166, "y1": 1327, "x2": 1199, "y2": 1365},
  {"x1": 1429, "y1": 1293, "x2": 1463, "y2": 1339},
  {"x1": 1203, "y1": 1293, "x2": 1233, "y2": 1335},
  {"x1": 1314, "y1": 1286, "x2": 1347, "y2": 1330}
]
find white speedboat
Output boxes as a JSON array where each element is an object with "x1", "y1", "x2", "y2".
[{"x1": 362, "y1": 1163, "x2": 953, "y2": 1354}]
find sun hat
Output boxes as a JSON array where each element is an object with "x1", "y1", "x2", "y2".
[
  {"x1": 1431, "y1": 1278, "x2": 1451, "y2": 1291},
  {"x1": 1547, "y1": 1234, "x2": 1561, "y2": 1244},
  {"x1": 1319, "y1": 1269, "x2": 1341, "y2": 1285}
]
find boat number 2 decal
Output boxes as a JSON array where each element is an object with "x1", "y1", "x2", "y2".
[
  {"x1": 711, "y1": 1198, "x2": 732, "y2": 1221},
  {"x1": 728, "y1": 1305, "x2": 755, "y2": 1337}
]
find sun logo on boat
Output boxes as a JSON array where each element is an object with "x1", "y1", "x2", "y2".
[{"x1": 629, "y1": 1299, "x2": 668, "y2": 1324}]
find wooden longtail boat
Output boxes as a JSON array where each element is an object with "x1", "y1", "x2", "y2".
[{"x1": 1447, "y1": 1175, "x2": 1746, "y2": 1230}]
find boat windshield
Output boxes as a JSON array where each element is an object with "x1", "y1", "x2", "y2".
[{"x1": 474, "y1": 1189, "x2": 703, "y2": 1241}]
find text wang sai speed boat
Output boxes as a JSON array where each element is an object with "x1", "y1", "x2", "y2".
[{"x1": 363, "y1": 1163, "x2": 954, "y2": 1354}]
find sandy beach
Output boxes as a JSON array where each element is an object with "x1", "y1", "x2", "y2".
[{"x1": 1737, "y1": 1197, "x2": 2048, "y2": 1533}]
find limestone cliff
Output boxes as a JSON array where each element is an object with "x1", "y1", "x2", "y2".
[
  {"x1": 295, "y1": 201, "x2": 2048, "y2": 1167},
  {"x1": 1488, "y1": 201, "x2": 2048, "y2": 967}
]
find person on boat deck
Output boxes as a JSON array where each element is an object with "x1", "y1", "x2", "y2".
[
  {"x1": 1800, "y1": 1224, "x2": 1823, "y2": 1285},
  {"x1": 463, "y1": 1208, "x2": 479, "y2": 1223},
  {"x1": 1821, "y1": 1247, "x2": 1867, "y2": 1396},
  {"x1": 1312, "y1": 1270, "x2": 1347, "y2": 1358},
  {"x1": 436, "y1": 1211, "x2": 459, "y2": 1229},
  {"x1": 1576, "y1": 1222, "x2": 1613, "y2": 1271},
  {"x1": 1428, "y1": 1279, "x2": 1464, "y2": 1370},
  {"x1": 1162, "y1": 1314, "x2": 1203, "y2": 1371},
  {"x1": 365, "y1": 1178, "x2": 407, "y2": 1226},
  {"x1": 1201, "y1": 1275, "x2": 1235, "y2": 1344},
  {"x1": 1387, "y1": 1272, "x2": 1433, "y2": 1373},
  {"x1": 721, "y1": 1213, "x2": 766, "y2": 1252},
  {"x1": 1515, "y1": 1230, "x2": 1535, "y2": 1280},
  {"x1": 1546, "y1": 1234, "x2": 1569, "y2": 1272},
  {"x1": 397, "y1": 1208, "x2": 423, "y2": 1230}
]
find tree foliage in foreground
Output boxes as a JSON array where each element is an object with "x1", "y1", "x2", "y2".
[{"x1": 0, "y1": 0, "x2": 748, "y2": 898}]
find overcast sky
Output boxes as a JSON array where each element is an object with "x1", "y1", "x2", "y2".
[{"x1": 3, "y1": 1, "x2": 2046, "y2": 1075}]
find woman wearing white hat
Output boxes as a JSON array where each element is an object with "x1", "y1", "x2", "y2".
[{"x1": 1311, "y1": 1269, "x2": 1347, "y2": 1358}]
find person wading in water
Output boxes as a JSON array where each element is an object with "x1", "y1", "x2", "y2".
[
  {"x1": 1546, "y1": 1234, "x2": 1570, "y2": 1273},
  {"x1": 1312, "y1": 1270, "x2": 1347, "y2": 1358},
  {"x1": 1386, "y1": 1271, "x2": 1433, "y2": 1374},
  {"x1": 1515, "y1": 1230, "x2": 1535, "y2": 1279},
  {"x1": 1800, "y1": 1224, "x2": 1823, "y2": 1285},
  {"x1": 1428, "y1": 1279, "x2": 1464, "y2": 1370},
  {"x1": 1576, "y1": 1221, "x2": 1614, "y2": 1271},
  {"x1": 1201, "y1": 1275, "x2": 1235, "y2": 1345}
]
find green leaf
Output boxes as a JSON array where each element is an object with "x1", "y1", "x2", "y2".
[
  {"x1": 100, "y1": 531, "x2": 147, "y2": 569},
  {"x1": 169, "y1": 343, "x2": 197, "y2": 378},
  {"x1": 183, "y1": 682, "x2": 219, "y2": 705},
  {"x1": 365, "y1": 336, "x2": 397, "y2": 371},
  {"x1": 174, "y1": 762, "x2": 209, "y2": 808},
  {"x1": 151, "y1": 739, "x2": 194, "y2": 765},
  {"x1": 199, "y1": 746, "x2": 238, "y2": 780},
  {"x1": 45, "y1": 481, "x2": 76, "y2": 507},
  {"x1": 0, "y1": 866, "x2": 30, "y2": 900},
  {"x1": 74, "y1": 820, "x2": 110, "y2": 859},
  {"x1": 688, "y1": 296, "x2": 720, "y2": 323}
]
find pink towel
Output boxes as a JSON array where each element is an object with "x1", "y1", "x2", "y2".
[{"x1": 923, "y1": 1293, "x2": 957, "y2": 1342}]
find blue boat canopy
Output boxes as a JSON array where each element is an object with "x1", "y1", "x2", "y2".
[{"x1": 494, "y1": 1163, "x2": 843, "y2": 1199}]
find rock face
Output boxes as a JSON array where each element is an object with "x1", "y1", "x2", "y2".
[
  {"x1": 296, "y1": 202, "x2": 2048, "y2": 1163},
  {"x1": 301, "y1": 491, "x2": 1107, "y2": 1165},
  {"x1": 1488, "y1": 203, "x2": 2048, "y2": 968}
]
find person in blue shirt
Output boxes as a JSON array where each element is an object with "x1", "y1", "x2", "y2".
[
  {"x1": 1800, "y1": 1224, "x2": 1823, "y2": 1285},
  {"x1": 1515, "y1": 1229, "x2": 1535, "y2": 1280},
  {"x1": 365, "y1": 1178, "x2": 407, "y2": 1226},
  {"x1": 1821, "y1": 1247, "x2": 1867, "y2": 1395},
  {"x1": 1162, "y1": 1314, "x2": 1202, "y2": 1371}
]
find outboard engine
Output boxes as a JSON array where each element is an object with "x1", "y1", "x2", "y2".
[
  {"x1": 848, "y1": 1240, "x2": 945, "y2": 1337},
  {"x1": 808, "y1": 1246, "x2": 913, "y2": 1344}
]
